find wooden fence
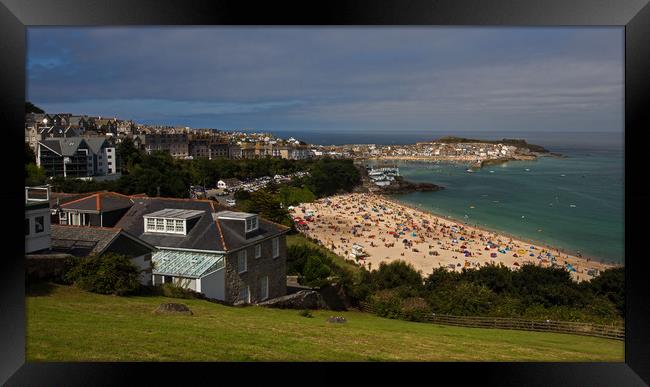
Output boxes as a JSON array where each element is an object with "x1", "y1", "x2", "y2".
[{"x1": 358, "y1": 302, "x2": 624, "y2": 341}]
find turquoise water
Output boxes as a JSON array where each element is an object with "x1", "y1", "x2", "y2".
[{"x1": 375, "y1": 148, "x2": 624, "y2": 265}]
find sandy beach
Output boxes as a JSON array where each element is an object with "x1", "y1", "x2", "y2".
[{"x1": 291, "y1": 193, "x2": 616, "y2": 282}]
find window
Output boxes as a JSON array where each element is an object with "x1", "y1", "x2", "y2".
[
  {"x1": 239, "y1": 286, "x2": 250, "y2": 303},
  {"x1": 163, "y1": 275, "x2": 173, "y2": 284},
  {"x1": 245, "y1": 216, "x2": 258, "y2": 232},
  {"x1": 25, "y1": 218, "x2": 30, "y2": 236},
  {"x1": 260, "y1": 276, "x2": 269, "y2": 300},
  {"x1": 145, "y1": 218, "x2": 155, "y2": 232},
  {"x1": 155, "y1": 218, "x2": 164, "y2": 231},
  {"x1": 34, "y1": 216, "x2": 45, "y2": 233},
  {"x1": 59, "y1": 211, "x2": 68, "y2": 225},
  {"x1": 175, "y1": 219, "x2": 184, "y2": 232},
  {"x1": 272, "y1": 237, "x2": 280, "y2": 258},
  {"x1": 237, "y1": 250, "x2": 247, "y2": 273},
  {"x1": 255, "y1": 244, "x2": 261, "y2": 259},
  {"x1": 107, "y1": 155, "x2": 112, "y2": 159}
]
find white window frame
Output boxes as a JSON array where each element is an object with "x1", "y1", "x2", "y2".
[
  {"x1": 255, "y1": 244, "x2": 262, "y2": 259},
  {"x1": 272, "y1": 237, "x2": 280, "y2": 258},
  {"x1": 239, "y1": 286, "x2": 250, "y2": 303},
  {"x1": 59, "y1": 211, "x2": 68, "y2": 225},
  {"x1": 175, "y1": 219, "x2": 184, "y2": 232},
  {"x1": 237, "y1": 250, "x2": 247, "y2": 273},
  {"x1": 145, "y1": 217, "x2": 186, "y2": 235},
  {"x1": 260, "y1": 276, "x2": 269, "y2": 300},
  {"x1": 34, "y1": 216, "x2": 45, "y2": 233},
  {"x1": 145, "y1": 217, "x2": 156, "y2": 232},
  {"x1": 245, "y1": 216, "x2": 258, "y2": 232}
]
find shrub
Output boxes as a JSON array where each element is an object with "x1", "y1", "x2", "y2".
[
  {"x1": 64, "y1": 253, "x2": 142, "y2": 296},
  {"x1": 159, "y1": 282, "x2": 205, "y2": 299},
  {"x1": 298, "y1": 309, "x2": 313, "y2": 318},
  {"x1": 585, "y1": 267, "x2": 625, "y2": 317},
  {"x1": 426, "y1": 282, "x2": 498, "y2": 316},
  {"x1": 400, "y1": 297, "x2": 431, "y2": 322},
  {"x1": 370, "y1": 289, "x2": 403, "y2": 319},
  {"x1": 300, "y1": 255, "x2": 332, "y2": 287},
  {"x1": 372, "y1": 260, "x2": 423, "y2": 291}
]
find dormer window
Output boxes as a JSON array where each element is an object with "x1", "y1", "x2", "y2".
[
  {"x1": 144, "y1": 209, "x2": 203, "y2": 236},
  {"x1": 246, "y1": 216, "x2": 258, "y2": 232}
]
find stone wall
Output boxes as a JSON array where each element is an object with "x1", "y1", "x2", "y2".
[{"x1": 223, "y1": 234, "x2": 287, "y2": 304}]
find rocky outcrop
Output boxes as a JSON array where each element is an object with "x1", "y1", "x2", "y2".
[
  {"x1": 379, "y1": 177, "x2": 443, "y2": 194},
  {"x1": 153, "y1": 303, "x2": 193, "y2": 315},
  {"x1": 258, "y1": 290, "x2": 327, "y2": 310}
]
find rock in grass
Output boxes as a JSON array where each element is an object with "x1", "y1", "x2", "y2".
[
  {"x1": 327, "y1": 316, "x2": 347, "y2": 324},
  {"x1": 153, "y1": 303, "x2": 193, "y2": 315}
]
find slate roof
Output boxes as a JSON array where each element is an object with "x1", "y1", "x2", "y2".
[
  {"x1": 84, "y1": 137, "x2": 109, "y2": 154},
  {"x1": 60, "y1": 192, "x2": 134, "y2": 212},
  {"x1": 218, "y1": 217, "x2": 289, "y2": 251},
  {"x1": 115, "y1": 197, "x2": 227, "y2": 252},
  {"x1": 40, "y1": 137, "x2": 88, "y2": 156},
  {"x1": 115, "y1": 196, "x2": 289, "y2": 252},
  {"x1": 50, "y1": 224, "x2": 153, "y2": 257}
]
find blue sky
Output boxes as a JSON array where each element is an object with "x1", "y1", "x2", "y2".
[{"x1": 27, "y1": 27, "x2": 623, "y2": 134}]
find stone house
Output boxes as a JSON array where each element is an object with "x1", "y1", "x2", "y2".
[{"x1": 112, "y1": 196, "x2": 289, "y2": 303}]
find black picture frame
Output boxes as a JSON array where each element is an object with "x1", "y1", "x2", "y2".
[{"x1": 2, "y1": 0, "x2": 649, "y2": 385}]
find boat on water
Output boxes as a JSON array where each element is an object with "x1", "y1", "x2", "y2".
[
  {"x1": 489, "y1": 170, "x2": 495, "y2": 173},
  {"x1": 466, "y1": 169, "x2": 474, "y2": 173},
  {"x1": 570, "y1": 204, "x2": 577, "y2": 208},
  {"x1": 524, "y1": 168, "x2": 531, "y2": 172}
]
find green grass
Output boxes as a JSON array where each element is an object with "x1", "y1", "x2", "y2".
[
  {"x1": 287, "y1": 233, "x2": 362, "y2": 276},
  {"x1": 27, "y1": 283, "x2": 624, "y2": 362}
]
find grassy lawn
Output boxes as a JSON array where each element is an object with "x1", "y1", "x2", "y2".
[
  {"x1": 27, "y1": 283, "x2": 624, "y2": 362},
  {"x1": 287, "y1": 233, "x2": 362, "y2": 275}
]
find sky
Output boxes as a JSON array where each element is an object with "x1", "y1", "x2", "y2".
[{"x1": 27, "y1": 27, "x2": 624, "y2": 134}]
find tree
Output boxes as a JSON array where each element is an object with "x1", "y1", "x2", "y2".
[
  {"x1": 116, "y1": 137, "x2": 144, "y2": 174},
  {"x1": 25, "y1": 163, "x2": 46, "y2": 186},
  {"x1": 25, "y1": 101, "x2": 45, "y2": 114},
  {"x1": 238, "y1": 189, "x2": 291, "y2": 226},
  {"x1": 586, "y1": 267, "x2": 625, "y2": 317},
  {"x1": 371, "y1": 260, "x2": 423, "y2": 292},
  {"x1": 64, "y1": 253, "x2": 142, "y2": 296},
  {"x1": 25, "y1": 143, "x2": 36, "y2": 165},
  {"x1": 301, "y1": 255, "x2": 332, "y2": 287}
]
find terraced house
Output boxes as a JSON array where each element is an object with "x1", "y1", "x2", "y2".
[{"x1": 54, "y1": 192, "x2": 290, "y2": 303}]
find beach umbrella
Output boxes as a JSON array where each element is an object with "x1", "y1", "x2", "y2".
[
  {"x1": 529, "y1": 253, "x2": 535, "y2": 257},
  {"x1": 412, "y1": 233, "x2": 417, "y2": 237},
  {"x1": 513, "y1": 262, "x2": 520, "y2": 266},
  {"x1": 402, "y1": 239, "x2": 408, "y2": 243}
]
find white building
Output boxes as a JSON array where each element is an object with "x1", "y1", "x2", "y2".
[{"x1": 25, "y1": 186, "x2": 52, "y2": 254}]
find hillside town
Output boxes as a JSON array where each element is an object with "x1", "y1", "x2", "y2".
[{"x1": 26, "y1": 111, "x2": 543, "y2": 181}]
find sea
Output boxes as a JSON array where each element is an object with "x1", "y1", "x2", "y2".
[{"x1": 269, "y1": 129, "x2": 625, "y2": 265}]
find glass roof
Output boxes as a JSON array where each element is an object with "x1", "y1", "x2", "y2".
[{"x1": 152, "y1": 249, "x2": 224, "y2": 278}]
